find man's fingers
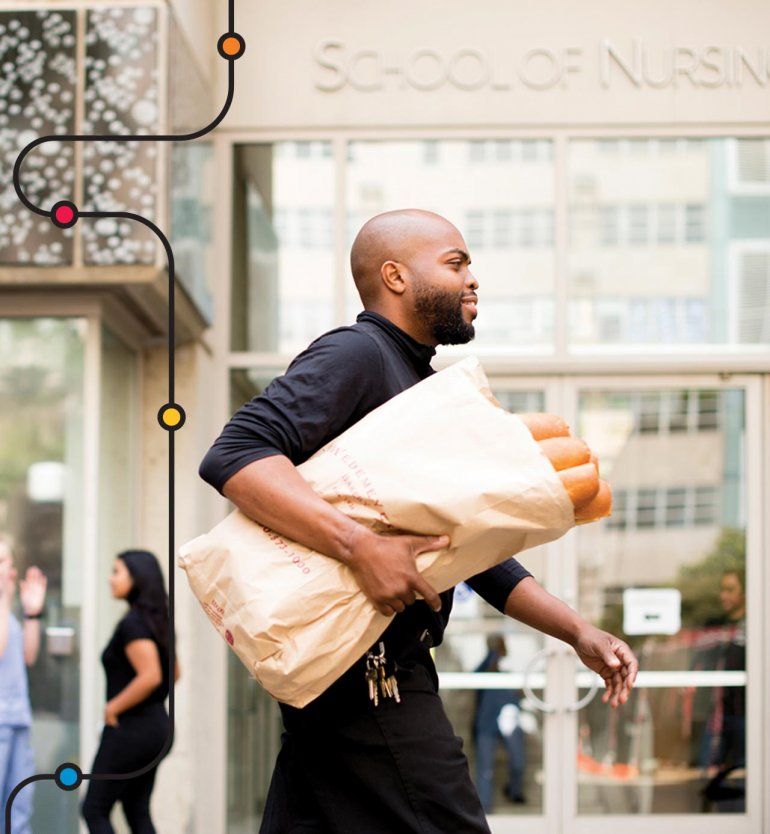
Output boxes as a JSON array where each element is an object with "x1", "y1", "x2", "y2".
[
  {"x1": 611, "y1": 671, "x2": 624, "y2": 705},
  {"x1": 615, "y1": 642, "x2": 639, "y2": 688},
  {"x1": 411, "y1": 574, "x2": 442, "y2": 612},
  {"x1": 412, "y1": 535, "x2": 450, "y2": 556},
  {"x1": 602, "y1": 649, "x2": 622, "y2": 670}
]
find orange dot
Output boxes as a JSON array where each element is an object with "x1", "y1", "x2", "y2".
[{"x1": 222, "y1": 37, "x2": 241, "y2": 56}]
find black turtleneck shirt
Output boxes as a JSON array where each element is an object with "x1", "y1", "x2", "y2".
[{"x1": 199, "y1": 311, "x2": 532, "y2": 653}]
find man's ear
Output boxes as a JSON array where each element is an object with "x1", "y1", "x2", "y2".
[{"x1": 380, "y1": 260, "x2": 407, "y2": 295}]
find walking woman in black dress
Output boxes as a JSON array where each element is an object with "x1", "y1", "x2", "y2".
[{"x1": 81, "y1": 550, "x2": 179, "y2": 833}]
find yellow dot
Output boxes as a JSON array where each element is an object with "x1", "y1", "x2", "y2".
[{"x1": 163, "y1": 407, "x2": 181, "y2": 427}]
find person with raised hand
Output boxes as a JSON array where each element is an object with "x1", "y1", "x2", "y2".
[{"x1": 0, "y1": 536, "x2": 47, "y2": 834}]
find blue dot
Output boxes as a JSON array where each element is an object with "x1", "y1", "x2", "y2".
[{"x1": 60, "y1": 768, "x2": 77, "y2": 787}]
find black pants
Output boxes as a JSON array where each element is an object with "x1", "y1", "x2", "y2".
[
  {"x1": 81, "y1": 704, "x2": 170, "y2": 834},
  {"x1": 259, "y1": 656, "x2": 490, "y2": 834}
]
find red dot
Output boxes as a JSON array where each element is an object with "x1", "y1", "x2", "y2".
[{"x1": 55, "y1": 205, "x2": 74, "y2": 225}]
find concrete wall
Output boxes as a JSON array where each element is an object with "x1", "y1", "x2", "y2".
[
  {"x1": 218, "y1": 0, "x2": 770, "y2": 130},
  {"x1": 169, "y1": 0, "x2": 218, "y2": 83},
  {"x1": 139, "y1": 342, "x2": 227, "y2": 834}
]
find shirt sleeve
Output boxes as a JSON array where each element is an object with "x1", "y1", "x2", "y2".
[
  {"x1": 120, "y1": 611, "x2": 155, "y2": 645},
  {"x1": 465, "y1": 558, "x2": 533, "y2": 614},
  {"x1": 199, "y1": 328, "x2": 384, "y2": 495}
]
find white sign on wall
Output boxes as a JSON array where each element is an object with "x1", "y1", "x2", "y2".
[
  {"x1": 623, "y1": 588, "x2": 682, "y2": 635},
  {"x1": 227, "y1": 0, "x2": 770, "y2": 128},
  {"x1": 315, "y1": 40, "x2": 770, "y2": 94}
]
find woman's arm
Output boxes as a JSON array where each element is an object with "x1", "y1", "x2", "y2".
[
  {"x1": 22, "y1": 618, "x2": 41, "y2": 666},
  {"x1": 104, "y1": 639, "x2": 163, "y2": 726}
]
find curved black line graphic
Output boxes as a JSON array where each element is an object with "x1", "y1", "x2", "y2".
[{"x1": 5, "y1": 3, "x2": 242, "y2": 830}]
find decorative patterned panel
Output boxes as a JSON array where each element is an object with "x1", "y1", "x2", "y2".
[
  {"x1": 0, "y1": 11, "x2": 77, "y2": 266},
  {"x1": 82, "y1": 6, "x2": 159, "y2": 265}
]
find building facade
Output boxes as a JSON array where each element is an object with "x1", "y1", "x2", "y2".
[{"x1": 0, "y1": 1, "x2": 768, "y2": 832}]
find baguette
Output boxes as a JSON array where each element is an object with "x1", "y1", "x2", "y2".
[
  {"x1": 538, "y1": 436, "x2": 591, "y2": 471},
  {"x1": 518, "y1": 412, "x2": 570, "y2": 441},
  {"x1": 521, "y1": 411, "x2": 610, "y2": 523},
  {"x1": 575, "y1": 480, "x2": 613, "y2": 524},
  {"x1": 558, "y1": 462, "x2": 600, "y2": 509}
]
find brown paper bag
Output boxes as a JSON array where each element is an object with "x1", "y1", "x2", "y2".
[{"x1": 179, "y1": 357, "x2": 574, "y2": 707}]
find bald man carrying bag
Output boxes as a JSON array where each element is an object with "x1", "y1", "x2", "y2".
[{"x1": 199, "y1": 211, "x2": 637, "y2": 833}]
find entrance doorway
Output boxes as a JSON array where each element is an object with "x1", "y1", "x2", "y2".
[{"x1": 437, "y1": 374, "x2": 761, "y2": 833}]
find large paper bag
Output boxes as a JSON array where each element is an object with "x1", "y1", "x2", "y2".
[{"x1": 179, "y1": 356, "x2": 574, "y2": 707}]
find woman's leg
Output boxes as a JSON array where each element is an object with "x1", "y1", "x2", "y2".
[
  {"x1": 120, "y1": 768, "x2": 157, "y2": 834},
  {"x1": 81, "y1": 779, "x2": 122, "y2": 834},
  {"x1": 81, "y1": 728, "x2": 124, "y2": 833},
  {"x1": 1, "y1": 727, "x2": 35, "y2": 834}
]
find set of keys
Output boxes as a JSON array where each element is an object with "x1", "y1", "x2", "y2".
[{"x1": 364, "y1": 641, "x2": 401, "y2": 707}]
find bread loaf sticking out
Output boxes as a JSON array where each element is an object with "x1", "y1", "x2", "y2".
[{"x1": 517, "y1": 412, "x2": 612, "y2": 525}]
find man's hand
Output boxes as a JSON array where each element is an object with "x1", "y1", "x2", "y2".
[
  {"x1": 222, "y1": 455, "x2": 447, "y2": 616},
  {"x1": 573, "y1": 624, "x2": 638, "y2": 708},
  {"x1": 345, "y1": 527, "x2": 448, "y2": 617}
]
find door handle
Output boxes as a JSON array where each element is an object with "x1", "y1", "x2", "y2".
[
  {"x1": 522, "y1": 648, "x2": 558, "y2": 713},
  {"x1": 564, "y1": 671, "x2": 601, "y2": 712},
  {"x1": 46, "y1": 626, "x2": 76, "y2": 657},
  {"x1": 522, "y1": 647, "x2": 602, "y2": 713}
]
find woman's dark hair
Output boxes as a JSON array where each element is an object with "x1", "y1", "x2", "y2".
[{"x1": 117, "y1": 549, "x2": 172, "y2": 652}]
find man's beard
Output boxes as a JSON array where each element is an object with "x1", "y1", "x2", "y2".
[{"x1": 413, "y1": 281, "x2": 476, "y2": 345}]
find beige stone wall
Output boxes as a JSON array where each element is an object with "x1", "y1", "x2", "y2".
[
  {"x1": 169, "y1": 0, "x2": 218, "y2": 83},
  {"x1": 220, "y1": 0, "x2": 770, "y2": 129},
  {"x1": 139, "y1": 341, "x2": 228, "y2": 834}
]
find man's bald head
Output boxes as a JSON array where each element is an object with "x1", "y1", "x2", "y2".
[{"x1": 350, "y1": 209, "x2": 462, "y2": 305}]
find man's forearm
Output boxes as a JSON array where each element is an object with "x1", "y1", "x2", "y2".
[
  {"x1": 222, "y1": 454, "x2": 366, "y2": 566},
  {"x1": 503, "y1": 577, "x2": 584, "y2": 647}
]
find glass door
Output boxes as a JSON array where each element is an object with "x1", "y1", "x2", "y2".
[
  {"x1": 559, "y1": 376, "x2": 762, "y2": 834},
  {"x1": 0, "y1": 317, "x2": 87, "y2": 832},
  {"x1": 436, "y1": 386, "x2": 559, "y2": 834},
  {"x1": 438, "y1": 374, "x2": 762, "y2": 834}
]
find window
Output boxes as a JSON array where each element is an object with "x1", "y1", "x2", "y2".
[
  {"x1": 231, "y1": 143, "x2": 335, "y2": 353},
  {"x1": 603, "y1": 485, "x2": 721, "y2": 531},
  {"x1": 607, "y1": 489, "x2": 628, "y2": 530},
  {"x1": 697, "y1": 391, "x2": 720, "y2": 430},
  {"x1": 519, "y1": 210, "x2": 536, "y2": 248},
  {"x1": 568, "y1": 138, "x2": 769, "y2": 349},
  {"x1": 684, "y1": 204, "x2": 706, "y2": 243},
  {"x1": 492, "y1": 210, "x2": 512, "y2": 248},
  {"x1": 666, "y1": 391, "x2": 689, "y2": 433},
  {"x1": 734, "y1": 138, "x2": 770, "y2": 185},
  {"x1": 637, "y1": 393, "x2": 660, "y2": 434},
  {"x1": 599, "y1": 206, "x2": 619, "y2": 246},
  {"x1": 468, "y1": 140, "x2": 486, "y2": 162},
  {"x1": 656, "y1": 203, "x2": 677, "y2": 244},
  {"x1": 627, "y1": 204, "x2": 649, "y2": 245},
  {"x1": 694, "y1": 486, "x2": 719, "y2": 525},
  {"x1": 735, "y1": 250, "x2": 770, "y2": 343},
  {"x1": 636, "y1": 488, "x2": 658, "y2": 528},
  {"x1": 665, "y1": 487, "x2": 687, "y2": 527},
  {"x1": 423, "y1": 140, "x2": 439, "y2": 165},
  {"x1": 465, "y1": 210, "x2": 485, "y2": 249}
]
